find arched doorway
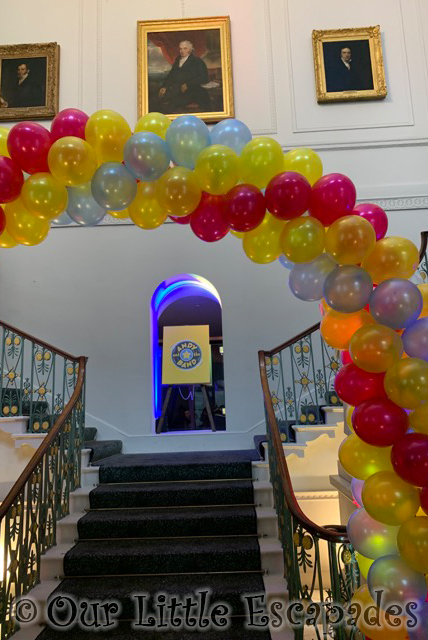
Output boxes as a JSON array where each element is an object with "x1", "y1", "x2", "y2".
[{"x1": 151, "y1": 274, "x2": 225, "y2": 433}]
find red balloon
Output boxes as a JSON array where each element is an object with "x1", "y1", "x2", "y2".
[
  {"x1": 352, "y1": 398, "x2": 409, "y2": 447},
  {"x1": 7, "y1": 122, "x2": 52, "y2": 174},
  {"x1": 341, "y1": 350, "x2": 353, "y2": 365},
  {"x1": 353, "y1": 203, "x2": 388, "y2": 240},
  {"x1": 169, "y1": 214, "x2": 192, "y2": 225},
  {"x1": 421, "y1": 486, "x2": 428, "y2": 515},
  {"x1": 309, "y1": 173, "x2": 356, "y2": 226},
  {"x1": 392, "y1": 433, "x2": 428, "y2": 487},
  {"x1": 190, "y1": 193, "x2": 229, "y2": 243},
  {"x1": 334, "y1": 363, "x2": 387, "y2": 406},
  {"x1": 224, "y1": 184, "x2": 265, "y2": 232},
  {"x1": 0, "y1": 206, "x2": 6, "y2": 235},
  {"x1": 0, "y1": 156, "x2": 24, "y2": 203},
  {"x1": 50, "y1": 108, "x2": 89, "y2": 142},
  {"x1": 265, "y1": 171, "x2": 311, "y2": 220}
]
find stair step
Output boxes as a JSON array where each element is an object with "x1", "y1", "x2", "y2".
[
  {"x1": 85, "y1": 440, "x2": 123, "y2": 462},
  {"x1": 83, "y1": 426, "x2": 97, "y2": 442}
]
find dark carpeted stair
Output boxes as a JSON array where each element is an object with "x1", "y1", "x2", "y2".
[
  {"x1": 82, "y1": 425, "x2": 123, "y2": 463},
  {"x1": 83, "y1": 426, "x2": 97, "y2": 442}
]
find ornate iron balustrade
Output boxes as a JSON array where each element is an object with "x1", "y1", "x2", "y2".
[{"x1": 0, "y1": 321, "x2": 86, "y2": 640}]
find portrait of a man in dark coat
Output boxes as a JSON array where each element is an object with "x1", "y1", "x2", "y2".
[
  {"x1": 323, "y1": 40, "x2": 374, "y2": 94},
  {"x1": 0, "y1": 58, "x2": 46, "y2": 109}
]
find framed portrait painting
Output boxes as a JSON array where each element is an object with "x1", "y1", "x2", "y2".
[
  {"x1": 312, "y1": 26, "x2": 387, "y2": 103},
  {"x1": 0, "y1": 42, "x2": 59, "y2": 121},
  {"x1": 137, "y1": 16, "x2": 234, "y2": 123}
]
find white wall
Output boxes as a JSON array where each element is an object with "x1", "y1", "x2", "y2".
[{"x1": 0, "y1": 0, "x2": 427, "y2": 453}]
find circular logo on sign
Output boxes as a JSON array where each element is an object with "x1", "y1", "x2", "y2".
[{"x1": 171, "y1": 341, "x2": 202, "y2": 370}]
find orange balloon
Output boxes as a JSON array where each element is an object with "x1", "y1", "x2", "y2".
[
  {"x1": 320, "y1": 309, "x2": 375, "y2": 350},
  {"x1": 349, "y1": 323, "x2": 404, "y2": 373},
  {"x1": 325, "y1": 215, "x2": 376, "y2": 265}
]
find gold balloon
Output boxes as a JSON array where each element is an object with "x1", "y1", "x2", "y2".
[
  {"x1": 362, "y1": 470, "x2": 420, "y2": 525},
  {"x1": 85, "y1": 109, "x2": 132, "y2": 163},
  {"x1": 283, "y1": 148, "x2": 323, "y2": 186},
  {"x1": 325, "y1": 215, "x2": 376, "y2": 265},
  {"x1": 21, "y1": 173, "x2": 68, "y2": 220},
  {"x1": 409, "y1": 404, "x2": 428, "y2": 435},
  {"x1": 155, "y1": 167, "x2": 201, "y2": 217},
  {"x1": 417, "y1": 283, "x2": 428, "y2": 317},
  {"x1": 240, "y1": 137, "x2": 284, "y2": 189},
  {"x1": 0, "y1": 227, "x2": 17, "y2": 248},
  {"x1": 5, "y1": 198, "x2": 50, "y2": 246},
  {"x1": 230, "y1": 230, "x2": 245, "y2": 239},
  {"x1": 279, "y1": 216, "x2": 325, "y2": 263},
  {"x1": 48, "y1": 137, "x2": 97, "y2": 186},
  {"x1": 362, "y1": 236, "x2": 419, "y2": 284},
  {"x1": 242, "y1": 213, "x2": 285, "y2": 264},
  {"x1": 135, "y1": 112, "x2": 171, "y2": 139},
  {"x1": 108, "y1": 209, "x2": 130, "y2": 220},
  {"x1": 195, "y1": 145, "x2": 240, "y2": 195},
  {"x1": 351, "y1": 584, "x2": 408, "y2": 640},
  {"x1": 384, "y1": 357, "x2": 428, "y2": 409},
  {"x1": 339, "y1": 434, "x2": 392, "y2": 480},
  {"x1": 355, "y1": 551, "x2": 373, "y2": 580},
  {"x1": 0, "y1": 126, "x2": 10, "y2": 157},
  {"x1": 320, "y1": 309, "x2": 375, "y2": 350},
  {"x1": 349, "y1": 324, "x2": 403, "y2": 373},
  {"x1": 346, "y1": 405, "x2": 355, "y2": 432},
  {"x1": 128, "y1": 182, "x2": 168, "y2": 229},
  {"x1": 398, "y1": 516, "x2": 428, "y2": 574}
]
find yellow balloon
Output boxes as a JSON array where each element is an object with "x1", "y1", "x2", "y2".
[
  {"x1": 362, "y1": 236, "x2": 419, "y2": 284},
  {"x1": 417, "y1": 283, "x2": 428, "y2": 317},
  {"x1": 384, "y1": 357, "x2": 428, "y2": 409},
  {"x1": 240, "y1": 137, "x2": 284, "y2": 189},
  {"x1": 48, "y1": 137, "x2": 97, "y2": 187},
  {"x1": 85, "y1": 109, "x2": 132, "y2": 163},
  {"x1": 194, "y1": 145, "x2": 240, "y2": 195},
  {"x1": 155, "y1": 167, "x2": 201, "y2": 217},
  {"x1": 351, "y1": 584, "x2": 408, "y2": 640},
  {"x1": 355, "y1": 551, "x2": 373, "y2": 580},
  {"x1": 339, "y1": 434, "x2": 392, "y2": 480},
  {"x1": 242, "y1": 213, "x2": 285, "y2": 264},
  {"x1": 230, "y1": 230, "x2": 245, "y2": 239},
  {"x1": 321, "y1": 309, "x2": 375, "y2": 350},
  {"x1": 5, "y1": 198, "x2": 50, "y2": 246},
  {"x1": 362, "y1": 470, "x2": 420, "y2": 526},
  {"x1": 349, "y1": 324, "x2": 403, "y2": 373},
  {"x1": 398, "y1": 516, "x2": 428, "y2": 574},
  {"x1": 279, "y1": 216, "x2": 325, "y2": 263},
  {"x1": 283, "y1": 148, "x2": 323, "y2": 186},
  {"x1": 128, "y1": 182, "x2": 168, "y2": 230},
  {"x1": 21, "y1": 173, "x2": 68, "y2": 220},
  {"x1": 325, "y1": 215, "x2": 376, "y2": 265},
  {"x1": 0, "y1": 224, "x2": 17, "y2": 248},
  {"x1": 0, "y1": 126, "x2": 10, "y2": 157},
  {"x1": 346, "y1": 405, "x2": 355, "y2": 432},
  {"x1": 108, "y1": 209, "x2": 129, "y2": 220},
  {"x1": 409, "y1": 404, "x2": 428, "y2": 435},
  {"x1": 135, "y1": 112, "x2": 171, "y2": 139}
]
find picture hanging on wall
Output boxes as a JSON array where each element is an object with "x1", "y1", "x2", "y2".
[
  {"x1": 312, "y1": 26, "x2": 387, "y2": 104},
  {"x1": 137, "y1": 16, "x2": 234, "y2": 123},
  {"x1": 0, "y1": 42, "x2": 59, "y2": 121}
]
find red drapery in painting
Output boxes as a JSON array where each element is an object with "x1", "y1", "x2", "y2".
[{"x1": 148, "y1": 31, "x2": 208, "y2": 65}]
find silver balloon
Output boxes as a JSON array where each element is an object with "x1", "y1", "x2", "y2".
[
  {"x1": 66, "y1": 182, "x2": 106, "y2": 226},
  {"x1": 210, "y1": 118, "x2": 252, "y2": 154},
  {"x1": 165, "y1": 115, "x2": 211, "y2": 169},
  {"x1": 369, "y1": 278, "x2": 423, "y2": 329},
  {"x1": 51, "y1": 211, "x2": 73, "y2": 226},
  {"x1": 324, "y1": 265, "x2": 373, "y2": 313},
  {"x1": 348, "y1": 508, "x2": 399, "y2": 559},
  {"x1": 123, "y1": 132, "x2": 171, "y2": 181},
  {"x1": 91, "y1": 162, "x2": 137, "y2": 211},
  {"x1": 368, "y1": 555, "x2": 427, "y2": 609},
  {"x1": 289, "y1": 254, "x2": 336, "y2": 302}
]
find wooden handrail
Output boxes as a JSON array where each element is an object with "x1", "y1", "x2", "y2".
[{"x1": 0, "y1": 319, "x2": 81, "y2": 363}]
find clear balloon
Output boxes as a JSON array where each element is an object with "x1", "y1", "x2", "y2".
[
  {"x1": 123, "y1": 132, "x2": 171, "y2": 182},
  {"x1": 339, "y1": 434, "x2": 393, "y2": 480},
  {"x1": 391, "y1": 432, "x2": 428, "y2": 487},
  {"x1": 66, "y1": 182, "x2": 106, "y2": 226},
  {"x1": 48, "y1": 137, "x2": 97, "y2": 186},
  {"x1": 409, "y1": 404, "x2": 428, "y2": 435},
  {"x1": 354, "y1": 202, "x2": 388, "y2": 240},
  {"x1": 128, "y1": 182, "x2": 168, "y2": 230},
  {"x1": 362, "y1": 470, "x2": 420, "y2": 525},
  {"x1": 85, "y1": 109, "x2": 132, "y2": 163},
  {"x1": 309, "y1": 173, "x2": 356, "y2": 226},
  {"x1": 194, "y1": 145, "x2": 240, "y2": 195},
  {"x1": 320, "y1": 309, "x2": 375, "y2": 350},
  {"x1": 289, "y1": 253, "x2": 336, "y2": 301},
  {"x1": 362, "y1": 236, "x2": 419, "y2": 284},
  {"x1": 5, "y1": 198, "x2": 50, "y2": 246},
  {"x1": 210, "y1": 118, "x2": 252, "y2": 154},
  {"x1": 134, "y1": 112, "x2": 171, "y2": 139},
  {"x1": 0, "y1": 156, "x2": 24, "y2": 203},
  {"x1": 368, "y1": 555, "x2": 427, "y2": 609},
  {"x1": 403, "y1": 317, "x2": 428, "y2": 360},
  {"x1": 325, "y1": 215, "x2": 376, "y2": 265},
  {"x1": 91, "y1": 162, "x2": 137, "y2": 211},
  {"x1": 242, "y1": 213, "x2": 285, "y2": 263},
  {"x1": 384, "y1": 358, "x2": 428, "y2": 409},
  {"x1": 351, "y1": 584, "x2": 408, "y2": 640},
  {"x1": 351, "y1": 477, "x2": 363, "y2": 505},
  {"x1": 323, "y1": 265, "x2": 373, "y2": 313},
  {"x1": 335, "y1": 363, "x2": 386, "y2": 406},
  {"x1": 240, "y1": 137, "x2": 284, "y2": 189},
  {"x1": 283, "y1": 148, "x2": 323, "y2": 186},
  {"x1": 21, "y1": 173, "x2": 68, "y2": 220},
  {"x1": 349, "y1": 323, "x2": 403, "y2": 373},
  {"x1": 398, "y1": 516, "x2": 428, "y2": 574},
  {"x1": 279, "y1": 216, "x2": 325, "y2": 264},
  {"x1": 190, "y1": 193, "x2": 229, "y2": 242},
  {"x1": 347, "y1": 508, "x2": 399, "y2": 558},
  {"x1": 51, "y1": 211, "x2": 73, "y2": 226},
  {"x1": 224, "y1": 184, "x2": 265, "y2": 232},
  {"x1": 50, "y1": 108, "x2": 89, "y2": 141},
  {"x1": 7, "y1": 122, "x2": 51, "y2": 174},
  {"x1": 0, "y1": 126, "x2": 10, "y2": 157},
  {"x1": 265, "y1": 172, "x2": 311, "y2": 220},
  {"x1": 156, "y1": 166, "x2": 202, "y2": 217},
  {"x1": 370, "y1": 279, "x2": 423, "y2": 330},
  {"x1": 165, "y1": 115, "x2": 211, "y2": 169},
  {"x1": 352, "y1": 398, "x2": 409, "y2": 447}
]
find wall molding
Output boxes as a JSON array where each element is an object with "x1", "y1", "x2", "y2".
[
  {"x1": 251, "y1": 0, "x2": 278, "y2": 136},
  {"x1": 77, "y1": 0, "x2": 84, "y2": 109},
  {"x1": 96, "y1": 0, "x2": 103, "y2": 109}
]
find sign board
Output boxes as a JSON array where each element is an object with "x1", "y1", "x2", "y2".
[{"x1": 162, "y1": 325, "x2": 211, "y2": 385}]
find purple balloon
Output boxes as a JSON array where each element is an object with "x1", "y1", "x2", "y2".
[
  {"x1": 403, "y1": 317, "x2": 428, "y2": 360},
  {"x1": 409, "y1": 601, "x2": 428, "y2": 640},
  {"x1": 354, "y1": 203, "x2": 388, "y2": 240},
  {"x1": 351, "y1": 477, "x2": 364, "y2": 506},
  {"x1": 369, "y1": 278, "x2": 423, "y2": 330}
]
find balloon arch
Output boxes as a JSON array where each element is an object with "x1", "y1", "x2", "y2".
[{"x1": 1, "y1": 109, "x2": 428, "y2": 635}]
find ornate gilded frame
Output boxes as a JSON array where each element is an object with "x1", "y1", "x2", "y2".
[
  {"x1": 137, "y1": 16, "x2": 234, "y2": 123},
  {"x1": 0, "y1": 42, "x2": 59, "y2": 121},
  {"x1": 312, "y1": 26, "x2": 387, "y2": 103}
]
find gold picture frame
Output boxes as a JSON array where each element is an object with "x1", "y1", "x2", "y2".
[
  {"x1": 0, "y1": 42, "x2": 59, "y2": 121},
  {"x1": 137, "y1": 16, "x2": 234, "y2": 123},
  {"x1": 312, "y1": 26, "x2": 387, "y2": 103}
]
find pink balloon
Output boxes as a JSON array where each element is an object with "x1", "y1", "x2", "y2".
[
  {"x1": 190, "y1": 193, "x2": 229, "y2": 242},
  {"x1": 7, "y1": 122, "x2": 51, "y2": 174},
  {"x1": 169, "y1": 214, "x2": 192, "y2": 225},
  {"x1": 392, "y1": 433, "x2": 428, "y2": 487},
  {"x1": 0, "y1": 156, "x2": 24, "y2": 203},
  {"x1": 0, "y1": 206, "x2": 6, "y2": 235},
  {"x1": 353, "y1": 203, "x2": 388, "y2": 240},
  {"x1": 309, "y1": 173, "x2": 356, "y2": 226},
  {"x1": 265, "y1": 171, "x2": 311, "y2": 220},
  {"x1": 341, "y1": 350, "x2": 353, "y2": 365},
  {"x1": 50, "y1": 108, "x2": 89, "y2": 142},
  {"x1": 225, "y1": 184, "x2": 265, "y2": 232}
]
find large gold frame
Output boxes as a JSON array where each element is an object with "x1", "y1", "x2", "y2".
[
  {"x1": 312, "y1": 26, "x2": 387, "y2": 103},
  {"x1": 137, "y1": 16, "x2": 234, "y2": 123},
  {"x1": 0, "y1": 42, "x2": 59, "y2": 121}
]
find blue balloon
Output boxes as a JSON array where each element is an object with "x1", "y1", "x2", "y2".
[
  {"x1": 409, "y1": 601, "x2": 428, "y2": 639},
  {"x1": 51, "y1": 211, "x2": 73, "y2": 226},
  {"x1": 289, "y1": 254, "x2": 336, "y2": 302},
  {"x1": 210, "y1": 118, "x2": 252, "y2": 154},
  {"x1": 165, "y1": 115, "x2": 210, "y2": 169},
  {"x1": 324, "y1": 265, "x2": 373, "y2": 313},
  {"x1": 67, "y1": 183, "x2": 106, "y2": 226},
  {"x1": 279, "y1": 254, "x2": 295, "y2": 270},
  {"x1": 369, "y1": 278, "x2": 423, "y2": 329},
  {"x1": 91, "y1": 162, "x2": 137, "y2": 211},
  {"x1": 124, "y1": 132, "x2": 171, "y2": 181},
  {"x1": 403, "y1": 317, "x2": 428, "y2": 360}
]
